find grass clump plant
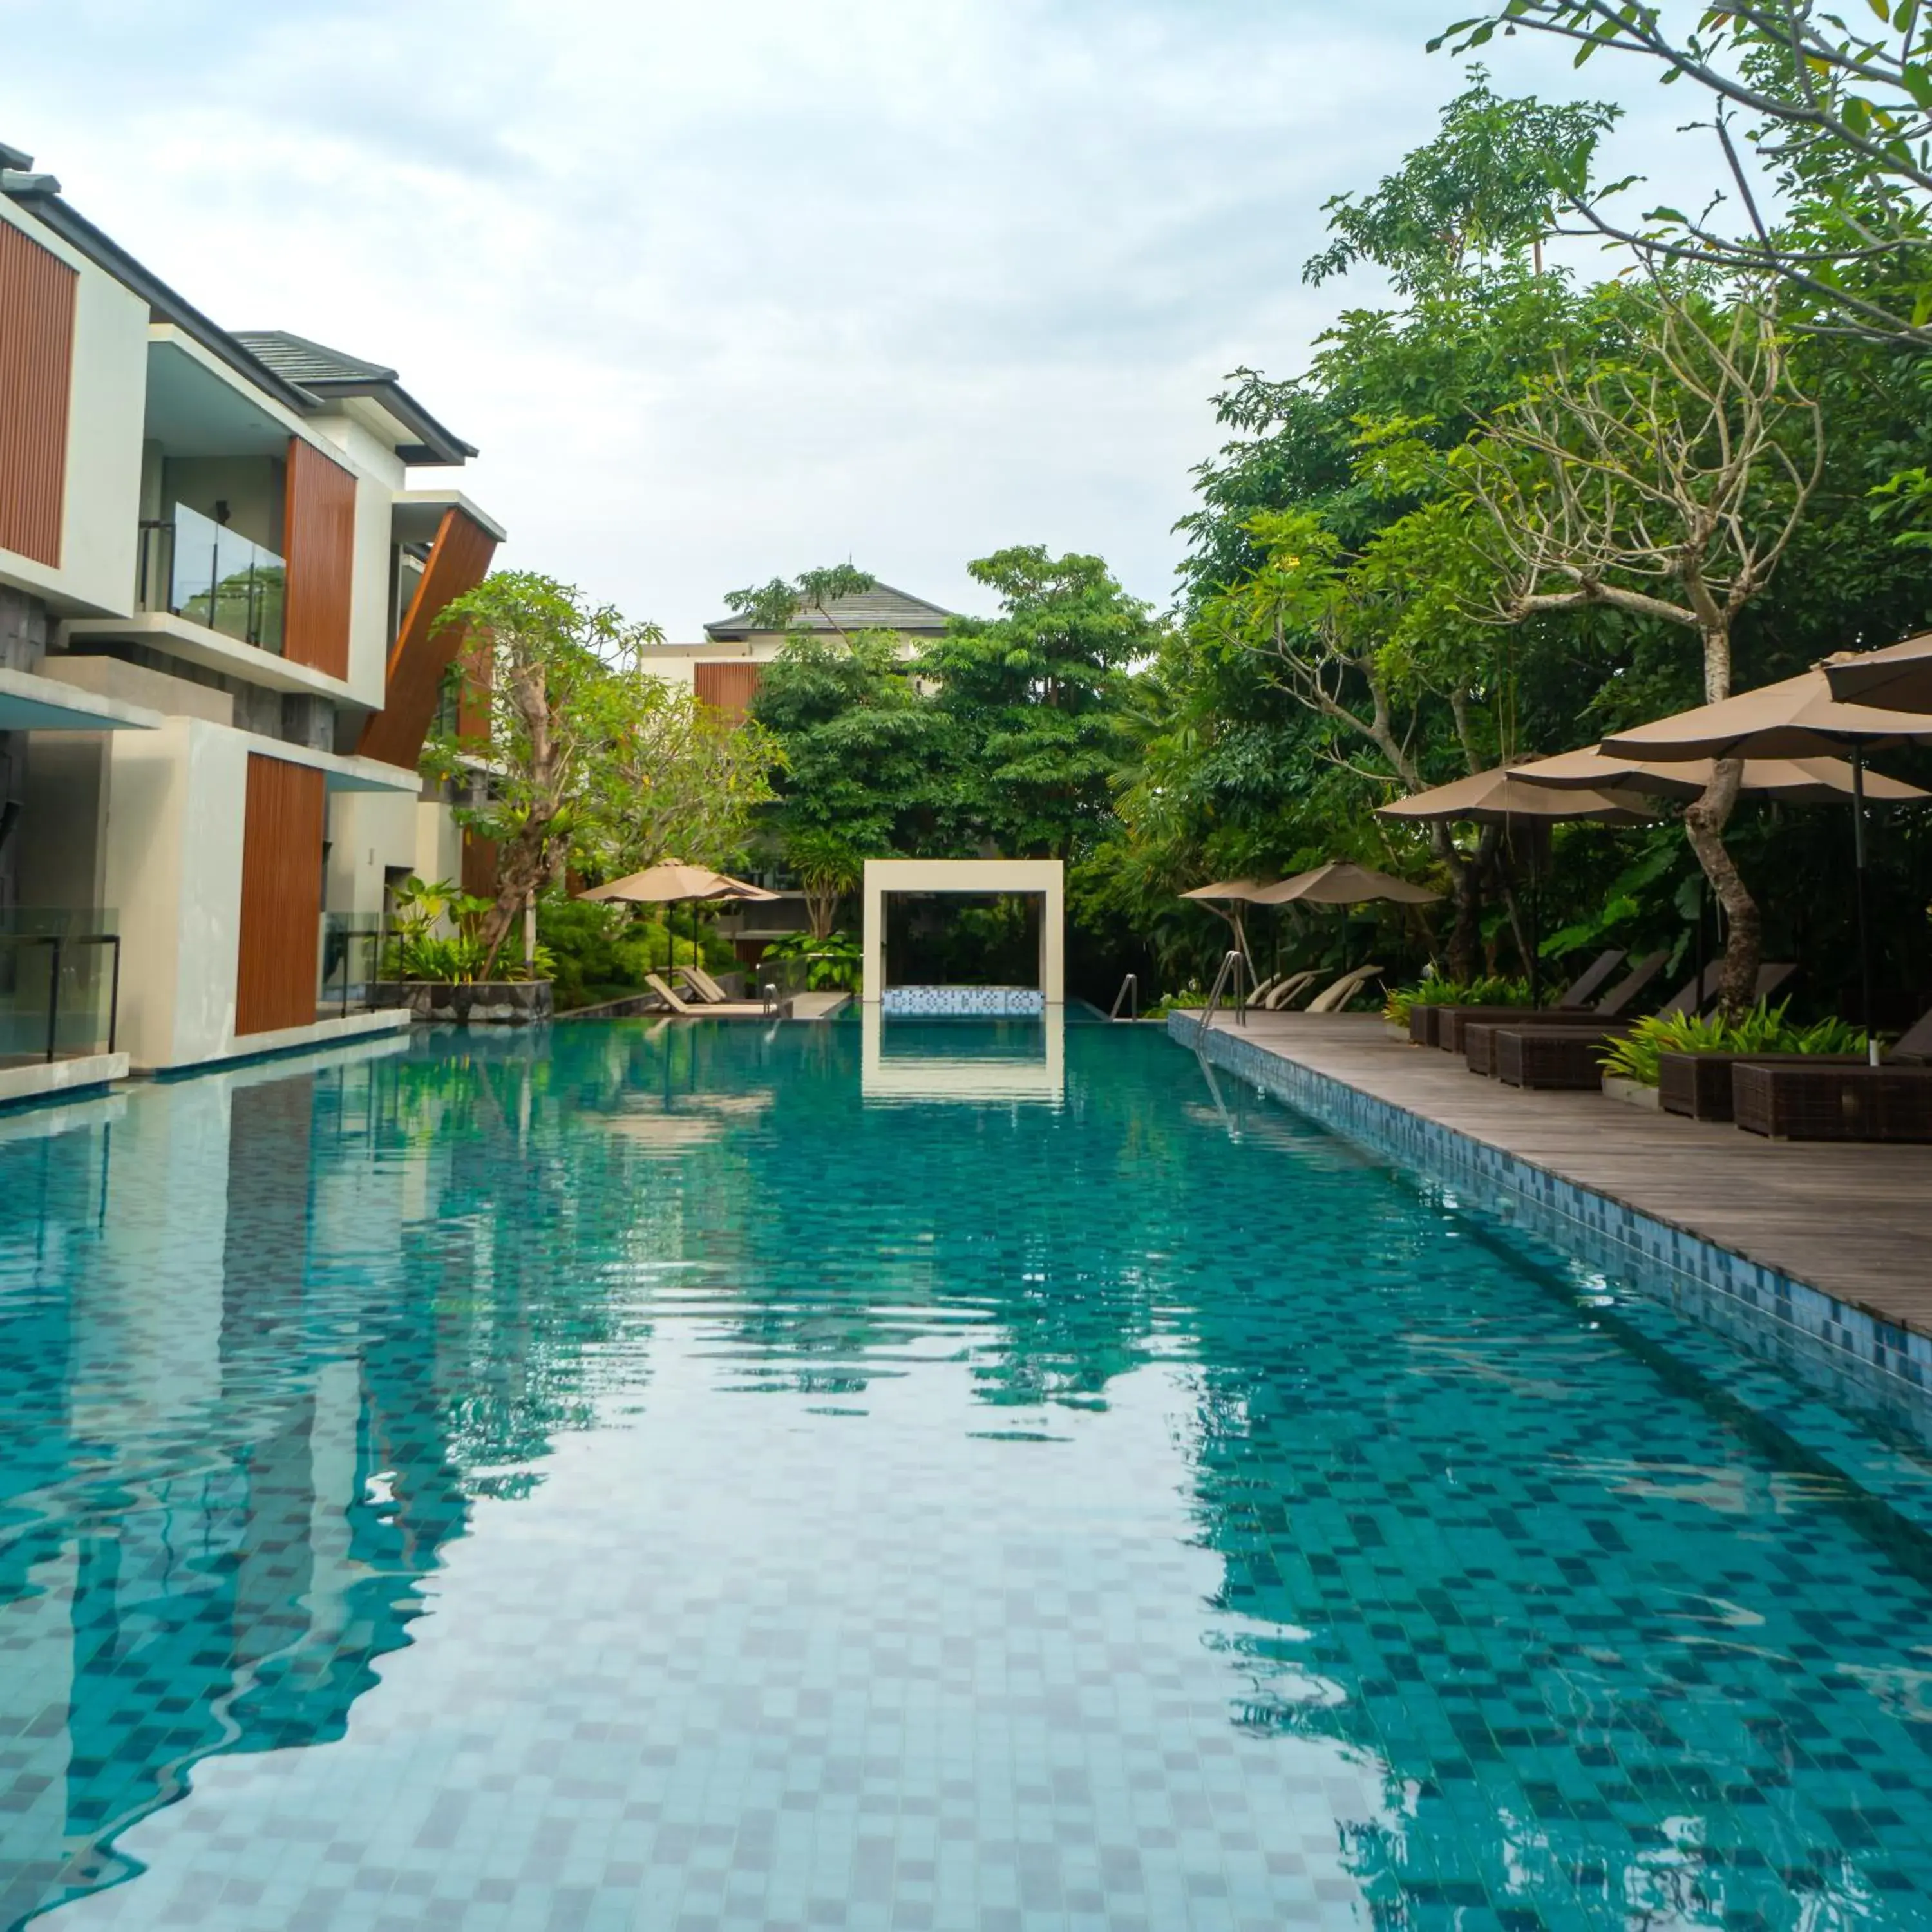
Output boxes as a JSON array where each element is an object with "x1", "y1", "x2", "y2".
[
  {"x1": 1598, "y1": 1001, "x2": 1868, "y2": 1087},
  {"x1": 1384, "y1": 975, "x2": 1531, "y2": 1027}
]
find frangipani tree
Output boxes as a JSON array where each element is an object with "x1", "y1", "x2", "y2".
[{"x1": 1459, "y1": 288, "x2": 1823, "y2": 1007}]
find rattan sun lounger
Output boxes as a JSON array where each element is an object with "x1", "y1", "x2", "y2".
[
  {"x1": 1434, "y1": 951, "x2": 1666, "y2": 1054},
  {"x1": 1493, "y1": 1023, "x2": 1636, "y2": 1090},
  {"x1": 1659, "y1": 1050, "x2": 1864, "y2": 1121},
  {"x1": 1732, "y1": 1061, "x2": 1932, "y2": 1140}
]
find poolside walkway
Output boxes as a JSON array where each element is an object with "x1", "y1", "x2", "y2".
[{"x1": 1194, "y1": 1011, "x2": 1932, "y2": 1336}]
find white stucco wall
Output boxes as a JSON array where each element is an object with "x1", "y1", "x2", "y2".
[
  {"x1": 101, "y1": 716, "x2": 249, "y2": 1069},
  {"x1": 861, "y1": 858, "x2": 1065, "y2": 1005},
  {"x1": 325, "y1": 788, "x2": 418, "y2": 914},
  {"x1": 0, "y1": 197, "x2": 147, "y2": 618},
  {"x1": 414, "y1": 797, "x2": 465, "y2": 886}
]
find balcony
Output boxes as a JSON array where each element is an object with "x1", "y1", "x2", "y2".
[
  {"x1": 0, "y1": 909, "x2": 126, "y2": 1106},
  {"x1": 137, "y1": 504, "x2": 286, "y2": 656}
]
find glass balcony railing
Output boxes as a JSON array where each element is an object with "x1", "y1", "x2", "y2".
[
  {"x1": 0, "y1": 909, "x2": 121, "y2": 1066},
  {"x1": 136, "y1": 503, "x2": 286, "y2": 654},
  {"x1": 319, "y1": 914, "x2": 385, "y2": 1019}
]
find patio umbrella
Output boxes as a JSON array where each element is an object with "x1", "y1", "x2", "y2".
[
  {"x1": 1601, "y1": 671, "x2": 1932, "y2": 1056},
  {"x1": 581, "y1": 862, "x2": 778, "y2": 972},
  {"x1": 1822, "y1": 631, "x2": 1932, "y2": 714},
  {"x1": 1511, "y1": 744, "x2": 1929, "y2": 806},
  {"x1": 1179, "y1": 878, "x2": 1272, "y2": 978},
  {"x1": 1376, "y1": 768, "x2": 1653, "y2": 1005},
  {"x1": 1247, "y1": 861, "x2": 1441, "y2": 905}
]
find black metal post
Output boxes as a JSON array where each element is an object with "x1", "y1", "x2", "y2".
[
  {"x1": 1852, "y1": 746, "x2": 1879, "y2": 1066},
  {"x1": 104, "y1": 936, "x2": 120, "y2": 1055},
  {"x1": 44, "y1": 936, "x2": 61, "y2": 1065}
]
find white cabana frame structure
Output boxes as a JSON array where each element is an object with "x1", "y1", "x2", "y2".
[{"x1": 861, "y1": 858, "x2": 1065, "y2": 1012}]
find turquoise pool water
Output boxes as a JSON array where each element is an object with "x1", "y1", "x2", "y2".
[{"x1": 3, "y1": 1021, "x2": 1932, "y2": 1930}]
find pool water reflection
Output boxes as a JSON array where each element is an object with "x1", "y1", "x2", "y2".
[{"x1": 1, "y1": 1021, "x2": 1931, "y2": 1929}]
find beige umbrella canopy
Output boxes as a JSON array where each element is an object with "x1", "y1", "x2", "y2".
[
  {"x1": 1179, "y1": 878, "x2": 1273, "y2": 961},
  {"x1": 1823, "y1": 631, "x2": 1932, "y2": 714},
  {"x1": 581, "y1": 862, "x2": 777, "y2": 904},
  {"x1": 1600, "y1": 672, "x2": 1932, "y2": 1051},
  {"x1": 1599, "y1": 670, "x2": 1932, "y2": 763},
  {"x1": 1249, "y1": 862, "x2": 1440, "y2": 906},
  {"x1": 1375, "y1": 766, "x2": 1654, "y2": 826},
  {"x1": 580, "y1": 861, "x2": 778, "y2": 972},
  {"x1": 1511, "y1": 744, "x2": 1929, "y2": 806}
]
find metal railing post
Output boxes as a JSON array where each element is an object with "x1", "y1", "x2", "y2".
[
  {"x1": 1110, "y1": 972, "x2": 1139, "y2": 1021},
  {"x1": 43, "y1": 935, "x2": 62, "y2": 1064}
]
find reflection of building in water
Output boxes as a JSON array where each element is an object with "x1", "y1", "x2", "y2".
[
  {"x1": 0, "y1": 1045, "x2": 466, "y2": 1927},
  {"x1": 860, "y1": 1004, "x2": 1065, "y2": 1106}
]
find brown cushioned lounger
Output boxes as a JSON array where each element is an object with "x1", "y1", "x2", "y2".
[{"x1": 1437, "y1": 951, "x2": 1665, "y2": 1055}]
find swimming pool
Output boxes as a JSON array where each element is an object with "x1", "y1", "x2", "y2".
[{"x1": 3, "y1": 1020, "x2": 1931, "y2": 1929}]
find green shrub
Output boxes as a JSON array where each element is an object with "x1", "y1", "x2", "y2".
[
  {"x1": 759, "y1": 929, "x2": 863, "y2": 992},
  {"x1": 1384, "y1": 975, "x2": 1530, "y2": 1026},
  {"x1": 1598, "y1": 1000, "x2": 1868, "y2": 1086}
]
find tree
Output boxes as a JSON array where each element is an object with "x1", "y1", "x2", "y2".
[
  {"x1": 1433, "y1": 2, "x2": 1932, "y2": 345},
  {"x1": 1305, "y1": 68, "x2": 1620, "y2": 290},
  {"x1": 429, "y1": 573, "x2": 661, "y2": 976},
  {"x1": 587, "y1": 679, "x2": 780, "y2": 878},
  {"x1": 923, "y1": 547, "x2": 1155, "y2": 860},
  {"x1": 721, "y1": 563, "x2": 878, "y2": 636},
  {"x1": 748, "y1": 629, "x2": 961, "y2": 913},
  {"x1": 1460, "y1": 288, "x2": 1824, "y2": 1007}
]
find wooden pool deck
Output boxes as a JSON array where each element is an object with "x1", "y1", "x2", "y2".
[{"x1": 1196, "y1": 1012, "x2": 1932, "y2": 1338}]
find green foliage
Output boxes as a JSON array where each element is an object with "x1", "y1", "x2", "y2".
[
  {"x1": 1305, "y1": 68, "x2": 1619, "y2": 294},
  {"x1": 384, "y1": 876, "x2": 550, "y2": 983},
  {"x1": 759, "y1": 929, "x2": 864, "y2": 992},
  {"x1": 534, "y1": 894, "x2": 734, "y2": 1009},
  {"x1": 922, "y1": 547, "x2": 1161, "y2": 861},
  {"x1": 1384, "y1": 974, "x2": 1530, "y2": 1025},
  {"x1": 723, "y1": 564, "x2": 878, "y2": 634},
  {"x1": 1598, "y1": 1001, "x2": 1870, "y2": 1087}
]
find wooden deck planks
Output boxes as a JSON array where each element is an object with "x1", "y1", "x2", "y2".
[{"x1": 1200, "y1": 1012, "x2": 1932, "y2": 1332}]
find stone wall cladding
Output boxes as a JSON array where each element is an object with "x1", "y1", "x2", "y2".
[
  {"x1": 0, "y1": 587, "x2": 50, "y2": 672},
  {"x1": 373, "y1": 981, "x2": 554, "y2": 1025},
  {"x1": 1171, "y1": 1010, "x2": 1932, "y2": 1441}
]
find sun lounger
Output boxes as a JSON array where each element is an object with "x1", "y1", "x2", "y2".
[
  {"x1": 1660, "y1": 1050, "x2": 1864, "y2": 1121},
  {"x1": 1733, "y1": 1061, "x2": 1932, "y2": 1140},
  {"x1": 1262, "y1": 969, "x2": 1323, "y2": 1011},
  {"x1": 1305, "y1": 964, "x2": 1385, "y2": 1014},
  {"x1": 1435, "y1": 951, "x2": 1667, "y2": 1054},
  {"x1": 645, "y1": 972, "x2": 699, "y2": 1016},
  {"x1": 675, "y1": 965, "x2": 732, "y2": 1004},
  {"x1": 1494, "y1": 1023, "x2": 1637, "y2": 1090},
  {"x1": 1553, "y1": 948, "x2": 1627, "y2": 1009}
]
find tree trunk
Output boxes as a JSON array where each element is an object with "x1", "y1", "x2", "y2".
[{"x1": 1683, "y1": 757, "x2": 1761, "y2": 1013}]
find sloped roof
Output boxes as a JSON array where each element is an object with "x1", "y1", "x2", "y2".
[
  {"x1": 232, "y1": 331, "x2": 396, "y2": 385},
  {"x1": 234, "y1": 330, "x2": 477, "y2": 465},
  {"x1": 703, "y1": 581, "x2": 956, "y2": 641}
]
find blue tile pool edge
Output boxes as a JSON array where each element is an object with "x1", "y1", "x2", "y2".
[{"x1": 1170, "y1": 1011, "x2": 1932, "y2": 1443}]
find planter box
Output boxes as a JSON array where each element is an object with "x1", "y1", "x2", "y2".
[
  {"x1": 372, "y1": 981, "x2": 554, "y2": 1025},
  {"x1": 1658, "y1": 1050, "x2": 1862, "y2": 1123},
  {"x1": 1733, "y1": 1061, "x2": 1932, "y2": 1141}
]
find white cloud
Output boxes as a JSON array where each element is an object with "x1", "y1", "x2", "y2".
[{"x1": 4, "y1": 0, "x2": 1725, "y2": 634}]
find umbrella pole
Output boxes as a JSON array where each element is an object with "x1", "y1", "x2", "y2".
[{"x1": 1853, "y1": 748, "x2": 1879, "y2": 1065}]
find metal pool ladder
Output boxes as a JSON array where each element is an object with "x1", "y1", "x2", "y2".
[
  {"x1": 1197, "y1": 949, "x2": 1251, "y2": 1039},
  {"x1": 1109, "y1": 972, "x2": 1139, "y2": 1021}
]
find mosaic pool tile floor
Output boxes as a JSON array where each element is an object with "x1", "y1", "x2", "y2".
[{"x1": 3, "y1": 1022, "x2": 1932, "y2": 1929}]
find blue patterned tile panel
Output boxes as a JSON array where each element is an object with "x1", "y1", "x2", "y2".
[{"x1": 881, "y1": 987, "x2": 1047, "y2": 1018}]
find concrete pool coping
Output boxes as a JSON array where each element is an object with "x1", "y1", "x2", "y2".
[{"x1": 1173, "y1": 1009, "x2": 1932, "y2": 1432}]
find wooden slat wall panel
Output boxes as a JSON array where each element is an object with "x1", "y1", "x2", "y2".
[
  {"x1": 694, "y1": 660, "x2": 762, "y2": 721},
  {"x1": 235, "y1": 754, "x2": 327, "y2": 1036},
  {"x1": 282, "y1": 437, "x2": 357, "y2": 678},
  {"x1": 355, "y1": 506, "x2": 498, "y2": 765},
  {"x1": 461, "y1": 828, "x2": 498, "y2": 900},
  {"x1": 0, "y1": 219, "x2": 77, "y2": 566}
]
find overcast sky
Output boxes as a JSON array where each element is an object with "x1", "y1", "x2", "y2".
[{"x1": 5, "y1": 1, "x2": 1721, "y2": 638}]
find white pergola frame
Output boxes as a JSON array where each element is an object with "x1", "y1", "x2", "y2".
[{"x1": 861, "y1": 858, "x2": 1065, "y2": 1006}]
